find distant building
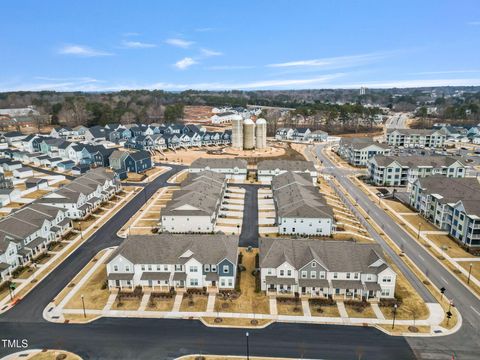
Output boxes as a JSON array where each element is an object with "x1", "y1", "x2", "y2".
[
  {"x1": 257, "y1": 160, "x2": 318, "y2": 184},
  {"x1": 189, "y1": 158, "x2": 248, "y2": 181},
  {"x1": 337, "y1": 138, "x2": 390, "y2": 167},
  {"x1": 386, "y1": 129, "x2": 446, "y2": 148}
]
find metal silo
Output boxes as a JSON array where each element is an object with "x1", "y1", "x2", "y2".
[
  {"x1": 255, "y1": 118, "x2": 267, "y2": 149},
  {"x1": 231, "y1": 115, "x2": 243, "y2": 149},
  {"x1": 243, "y1": 118, "x2": 255, "y2": 150}
]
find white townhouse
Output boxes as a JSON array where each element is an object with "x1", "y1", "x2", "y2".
[
  {"x1": 337, "y1": 137, "x2": 391, "y2": 167},
  {"x1": 275, "y1": 128, "x2": 295, "y2": 140},
  {"x1": 272, "y1": 172, "x2": 334, "y2": 236},
  {"x1": 260, "y1": 238, "x2": 396, "y2": 299},
  {"x1": 189, "y1": 158, "x2": 248, "y2": 181},
  {"x1": 386, "y1": 129, "x2": 446, "y2": 148},
  {"x1": 257, "y1": 159, "x2": 318, "y2": 184},
  {"x1": 106, "y1": 234, "x2": 239, "y2": 291},
  {"x1": 160, "y1": 171, "x2": 227, "y2": 233},
  {"x1": 38, "y1": 168, "x2": 121, "y2": 219},
  {"x1": 368, "y1": 155, "x2": 467, "y2": 187}
]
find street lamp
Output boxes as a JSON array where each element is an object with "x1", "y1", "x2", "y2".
[
  {"x1": 417, "y1": 223, "x2": 422, "y2": 240},
  {"x1": 245, "y1": 332, "x2": 250, "y2": 360},
  {"x1": 392, "y1": 303, "x2": 398, "y2": 329},
  {"x1": 467, "y1": 263, "x2": 473, "y2": 284},
  {"x1": 81, "y1": 294, "x2": 86, "y2": 318}
]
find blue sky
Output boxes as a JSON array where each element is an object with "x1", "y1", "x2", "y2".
[{"x1": 1, "y1": 0, "x2": 479, "y2": 91}]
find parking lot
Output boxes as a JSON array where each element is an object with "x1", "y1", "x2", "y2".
[{"x1": 215, "y1": 186, "x2": 245, "y2": 235}]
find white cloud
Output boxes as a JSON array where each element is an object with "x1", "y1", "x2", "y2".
[
  {"x1": 174, "y1": 57, "x2": 197, "y2": 69},
  {"x1": 195, "y1": 27, "x2": 215, "y2": 32},
  {"x1": 165, "y1": 38, "x2": 194, "y2": 48},
  {"x1": 58, "y1": 45, "x2": 112, "y2": 57},
  {"x1": 122, "y1": 40, "x2": 157, "y2": 49},
  {"x1": 267, "y1": 52, "x2": 391, "y2": 70},
  {"x1": 467, "y1": 21, "x2": 480, "y2": 26},
  {"x1": 123, "y1": 32, "x2": 140, "y2": 37},
  {"x1": 200, "y1": 48, "x2": 222, "y2": 57}
]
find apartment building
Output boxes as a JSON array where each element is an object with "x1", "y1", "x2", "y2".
[
  {"x1": 386, "y1": 129, "x2": 446, "y2": 148},
  {"x1": 272, "y1": 172, "x2": 334, "y2": 236},
  {"x1": 160, "y1": 171, "x2": 227, "y2": 233},
  {"x1": 337, "y1": 138, "x2": 391, "y2": 167},
  {"x1": 368, "y1": 155, "x2": 466, "y2": 187},
  {"x1": 409, "y1": 176, "x2": 480, "y2": 249},
  {"x1": 259, "y1": 238, "x2": 396, "y2": 299},
  {"x1": 189, "y1": 158, "x2": 248, "y2": 181},
  {"x1": 107, "y1": 234, "x2": 239, "y2": 291},
  {"x1": 257, "y1": 160, "x2": 317, "y2": 184}
]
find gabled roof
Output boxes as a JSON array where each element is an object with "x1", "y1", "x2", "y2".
[
  {"x1": 108, "y1": 234, "x2": 239, "y2": 265},
  {"x1": 129, "y1": 150, "x2": 151, "y2": 161},
  {"x1": 259, "y1": 238, "x2": 389, "y2": 273},
  {"x1": 371, "y1": 155, "x2": 465, "y2": 168}
]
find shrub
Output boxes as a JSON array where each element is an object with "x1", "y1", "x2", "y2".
[{"x1": 309, "y1": 298, "x2": 336, "y2": 307}]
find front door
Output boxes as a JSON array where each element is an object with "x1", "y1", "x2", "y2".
[{"x1": 212, "y1": 281, "x2": 216, "y2": 287}]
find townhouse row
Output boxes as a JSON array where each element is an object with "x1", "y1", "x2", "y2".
[
  {"x1": 160, "y1": 171, "x2": 228, "y2": 233},
  {"x1": 275, "y1": 128, "x2": 329, "y2": 142},
  {"x1": 188, "y1": 157, "x2": 318, "y2": 185},
  {"x1": 272, "y1": 172, "x2": 334, "y2": 236},
  {"x1": 107, "y1": 234, "x2": 396, "y2": 300},
  {"x1": 0, "y1": 168, "x2": 121, "y2": 282}
]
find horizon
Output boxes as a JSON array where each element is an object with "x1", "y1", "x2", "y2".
[{"x1": 1, "y1": 0, "x2": 480, "y2": 92}]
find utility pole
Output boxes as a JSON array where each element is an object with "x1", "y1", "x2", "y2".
[
  {"x1": 81, "y1": 294, "x2": 86, "y2": 318},
  {"x1": 392, "y1": 303, "x2": 398, "y2": 329},
  {"x1": 245, "y1": 332, "x2": 250, "y2": 360}
]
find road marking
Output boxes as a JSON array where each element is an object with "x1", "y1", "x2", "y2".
[
  {"x1": 471, "y1": 306, "x2": 480, "y2": 317},
  {"x1": 440, "y1": 276, "x2": 449, "y2": 285},
  {"x1": 418, "y1": 254, "x2": 425, "y2": 261}
]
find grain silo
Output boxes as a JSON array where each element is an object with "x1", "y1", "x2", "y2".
[
  {"x1": 231, "y1": 115, "x2": 243, "y2": 149},
  {"x1": 243, "y1": 118, "x2": 255, "y2": 150},
  {"x1": 255, "y1": 118, "x2": 267, "y2": 149}
]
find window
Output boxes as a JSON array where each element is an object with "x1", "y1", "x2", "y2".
[
  {"x1": 287, "y1": 270, "x2": 292, "y2": 276},
  {"x1": 381, "y1": 289, "x2": 390, "y2": 297},
  {"x1": 310, "y1": 271, "x2": 317, "y2": 278},
  {"x1": 190, "y1": 279, "x2": 199, "y2": 286},
  {"x1": 311, "y1": 262, "x2": 316, "y2": 268},
  {"x1": 301, "y1": 271, "x2": 307, "y2": 278},
  {"x1": 211, "y1": 265, "x2": 217, "y2": 272},
  {"x1": 113, "y1": 265, "x2": 118, "y2": 271},
  {"x1": 223, "y1": 265, "x2": 229, "y2": 273},
  {"x1": 164, "y1": 265, "x2": 168, "y2": 271},
  {"x1": 228, "y1": 279, "x2": 233, "y2": 287},
  {"x1": 333, "y1": 272, "x2": 338, "y2": 279},
  {"x1": 141, "y1": 265, "x2": 145, "y2": 271},
  {"x1": 346, "y1": 273, "x2": 351, "y2": 279},
  {"x1": 319, "y1": 271, "x2": 325, "y2": 279},
  {"x1": 125, "y1": 266, "x2": 130, "y2": 272},
  {"x1": 147, "y1": 265, "x2": 152, "y2": 271},
  {"x1": 205, "y1": 264, "x2": 210, "y2": 272},
  {"x1": 382, "y1": 276, "x2": 392, "y2": 283},
  {"x1": 189, "y1": 266, "x2": 198, "y2": 273},
  {"x1": 175, "y1": 264, "x2": 182, "y2": 271},
  {"x1": 279, "y1": 270, "x2": 284, "y2": 276},
  {"x1": 354, "y1": 273, "x2": 359, "y2": 280}
]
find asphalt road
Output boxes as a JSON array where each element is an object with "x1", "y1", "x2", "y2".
[
  {"x1": 236, "y1": 184, "x2": 268, "y2": 247},
  {"x1": 0, "y1": 163, "x2": 419, "y2": 360},
  {"x1": 315, "y1": 144, "x2": 480, "y2": 360}
]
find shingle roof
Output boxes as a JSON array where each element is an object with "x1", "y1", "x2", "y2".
[
  {"x1": 372, "y1": 155, "x2": 465, "y2": 168},
  {"x1": 257, "y1": 160, "x2": 316, "y2": 172},
  {"x1": 190, "y1": 158, "x2": 248, "y2": 170},
  {"x1": 259, "y1": 238, "x2": 389, "y2": 274},
  {"x1": 109, "y1": 234, "x2": 239, "y2": 265}
]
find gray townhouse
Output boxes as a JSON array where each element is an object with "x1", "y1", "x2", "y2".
[
  {"x1": 189, "y1": 158, "x2": 248, "y2": 181},
  {"x1": 409, "y1": 176, "x2": 480, "y2": 249},
  {"x1": 386, "y1": 129, "x2": 446, "y2": 148},
  {"x1": 160, "y1": 171, "x2": 227, "y2": 234},
  {"x1": 257, "y1": 159, "x2": 318, "y2": 184},
  {"x1": 259, "y1": 238, "x2": 396, "y2": 299},
  {"x1": 368, "y1": 155, "x2": 467, "y2": 187},
  {"x1": 106, "y1": 234, "x2": 239, "y2": 291},
  {"x1": 337, "y1": 137, "x2": 391, "y2": 167},
  {"x1": 272, "y1": 172, "x2": 334, "y2": 236}
]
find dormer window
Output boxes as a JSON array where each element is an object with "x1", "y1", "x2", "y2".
[{"x1": 312, "y1": 262, "x2": 316, "y2": 268}]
